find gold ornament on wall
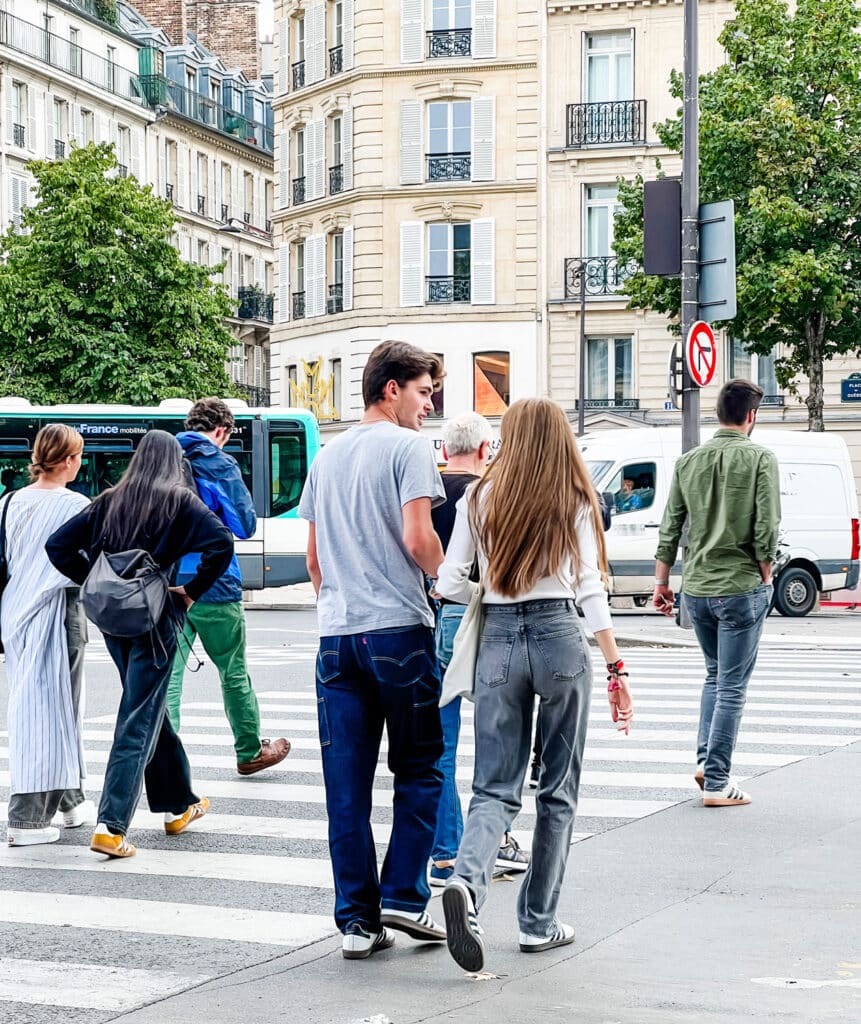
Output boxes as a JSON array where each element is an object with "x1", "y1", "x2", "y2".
[{"x1": 290, "y1": 358, "x2": 340, "y2": 421}]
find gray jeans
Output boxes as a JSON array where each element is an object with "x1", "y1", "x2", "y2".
[
  {"x1": 684, "y1": 583, "x2": 772, "y2": 791},
  {"x1": 452, "y1": 599, "x2": 592, "y2": 937},
  {"x1": 8, "y1": 589, "x2": 88, "y2": 828}
]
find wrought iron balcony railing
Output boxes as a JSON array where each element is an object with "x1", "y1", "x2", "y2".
[
  {"x1": 292, "y1": 177, "x2": 306, "y2": 205},
  {"x1": 265, "y1": 219, "x2": 272, "y2": 233},
  {"x1": 139, "y1": 76, "x2": 274, "y2": 152},
  {"x1": 54, "y1": 139, "x2": 65, "y2": 159},
  {"x1": 12, "y1": 123, "x2": 24, "y2": 147},
  {"x1": 235, "y1": 383, "x2": 271, "y2": 407},
  {"x1": 564, "y1": 256, "x2": 638, "y2": 299},
  {"x1": 166, "y1": 182, "x2": 174, "y2": 201},
  {"x1": 427, "y1": 275, "x2": 470, "y2": 304},
  {"x1": 329, "y1": 46, "x2": 343, "y2": 75},
  {"x1": 427, "y1": 28, "x2": 472, "y2": 58},
  {"x1": 292, "y1": 291, "x2": 306, "y2": 319},
  {"x1": 566, "y1": 99, "x2": 647, "y2": 147},
  {"x1": 292, "y1": 61, "x2": 305, "y2": 90},
  {"x1": 329, "y1": 164, "x2": 344, "y2": 194},
  {"x1": 243, "y1": 210, "x2": 252, "y2": 224},
  {"x1": 427, "y1": 152, "x2": 471, "y2": 181},
  {"x1": 117, "y1": 163, "x2": 128, "y2": 178},
  {"x1": 574, "y1": 398, "x2": 640, "y2": 411},
  {"x1": 760, "y1": 395, "x2": 785, "y2": 408},
  {"x1": 237, "y1": 287, "x2": 274, "y2": 323},
  {"x1": 327, "y1": 283, "x2": 343, "y2": 314},
  {"x1": 221, "y1": 203, "x2": 229, "y2": 221},
  {"x1": 197, "y1": 194, "x2": 206, "y2": 215},
  {"x1": 0, "y1": 12, "x2": 143, "y2": 106}
]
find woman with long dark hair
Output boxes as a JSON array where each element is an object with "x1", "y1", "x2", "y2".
[
  {"x1": 3, "y1": 424, "x2": 92, "y2": 846},
  {"x1": 435, "y1": 398, "x2": 633, "y2": 972},
  {"x1": 46, "y1": 430, "x2": 233, "y2": 858}
]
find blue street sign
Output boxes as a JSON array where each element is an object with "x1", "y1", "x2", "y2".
[{"x1": 841, "y1": 373, "x2": 861, "y2": 402}]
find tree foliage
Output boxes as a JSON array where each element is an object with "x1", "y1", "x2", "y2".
[
  {"x1": 0, "y1": 143, "x2": 236, "y2": 404},
  {"x1": 613, "y1": 0, "x2": 861, "y2": 429}
]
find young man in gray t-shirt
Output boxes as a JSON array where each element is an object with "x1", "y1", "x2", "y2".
[{"x1": 299, "y1": 340, "x2": 447, "y2": 960}]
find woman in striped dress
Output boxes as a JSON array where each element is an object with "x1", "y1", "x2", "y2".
[{"x1": 3, "y1": 424, "x2": 93, "y2": 847}]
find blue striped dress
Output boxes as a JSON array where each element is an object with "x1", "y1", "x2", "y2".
[{"x1": 2, "y1": 487, "x2": 90, "y2": 795}]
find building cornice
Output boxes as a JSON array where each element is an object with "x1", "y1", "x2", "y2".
[
  {"x1": 413, "y1": 77, "x2": 483, "y2": 99},
  {"x1": 273, "y1": 61, "x2": 539, "y2": 112},
  {"x1": 162, "y1": 113, "x2": 274, "y2": 168},
  {"x1": 548, "y1": 0, "x2": 724, "y2": 11},
  {"x1": 282, "y1": 219, "x2": 314, "y2": 241},
  {"x1": 413, "y1": 198, "x2": 485, "y2": 221}
]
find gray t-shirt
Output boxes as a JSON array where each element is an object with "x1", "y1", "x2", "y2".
[{"x1": 298, "y1": 421, "x2": 445, "y2": 636}]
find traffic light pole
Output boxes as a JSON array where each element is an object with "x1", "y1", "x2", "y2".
[{"x1": 681, "y1": 0, "x2": 700, "y2": 454}]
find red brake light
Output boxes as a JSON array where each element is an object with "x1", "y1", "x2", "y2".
[{"x1": 852, "y1": 518, "x2": 860, "y2": 561}]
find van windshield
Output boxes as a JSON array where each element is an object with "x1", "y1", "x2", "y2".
[{"x1": 585, "y1": 460, "x2": 613, "y2": 486}]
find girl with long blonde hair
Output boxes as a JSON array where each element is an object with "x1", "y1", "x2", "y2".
[{"x1": 435, "y1": 397, "x2": 632, "y2": 972}]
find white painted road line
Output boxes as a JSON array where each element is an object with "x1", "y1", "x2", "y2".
[
  {"x1": 0, "y1": 958, "x2": 212, "y2": 1011},
  {"x1": 0, "y1": 890, "x2": 334, "y2": 947}
]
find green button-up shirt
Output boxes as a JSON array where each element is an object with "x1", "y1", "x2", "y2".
[{"x1": 655, "y1": 429, "x2": 781, "y2": 597}]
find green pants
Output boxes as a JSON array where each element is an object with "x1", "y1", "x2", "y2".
[{"x1": 167, "y1": 601, "x2": 262, "y2": 765}]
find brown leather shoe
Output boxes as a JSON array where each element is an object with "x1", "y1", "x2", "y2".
[{"x1": 237, "y1": 737, "x2": 291, "y2": 776}]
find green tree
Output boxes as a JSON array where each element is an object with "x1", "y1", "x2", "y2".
[
  {"x1": 613, "y1": 0, "x2": 861, "y2": 430},
  {"x1": 0, "y1": 143, "x2": 236, "y2": 404}
]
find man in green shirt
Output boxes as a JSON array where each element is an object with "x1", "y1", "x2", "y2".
[{"x1": 653, "y1": 379, "x2": 781, "y2": 808}]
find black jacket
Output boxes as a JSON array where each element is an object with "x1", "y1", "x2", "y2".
[{"x1": 46, "y1": 489, "x2": 234, "y2": 603}]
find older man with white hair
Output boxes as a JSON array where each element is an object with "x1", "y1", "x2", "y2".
[{"x1": 429, "y1": 413, "x2": 530, "y2": 886}]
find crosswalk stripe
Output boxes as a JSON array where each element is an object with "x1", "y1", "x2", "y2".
[
  {"x1": 0, "y1": 844, "x2": 336, "y2": 889},
  {"x1": 0, "y1": 890, "x2": 333, "y2": 947},
  {"x1": 0, "y1": 772, "x2": 675, "y2": 819},
  {"x1": 0, "y1": 959, "x2": 212, "y2": 1011}
]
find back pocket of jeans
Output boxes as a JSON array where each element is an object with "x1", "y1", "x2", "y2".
[
  {"x1": 317, "y1": 647, "x2": 340, "y2": 685},
  {"x1": 317, "y1": 696, "x2": 331, "y2": 748},
  {"x1": 477, "y1": 636, "x2": 515, "y2": 688},
  {"x1": 533, "y1": 630, "x2": 587, "y2": 680}
]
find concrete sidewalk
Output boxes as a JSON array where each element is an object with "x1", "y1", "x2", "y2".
[{"x1": 114, "y1": 743, "x2": 861, "y2": 1024}]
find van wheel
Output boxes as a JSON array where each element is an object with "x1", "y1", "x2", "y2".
[{"x1": 773, "y1": 567, "x2": 818, "y2": 617}]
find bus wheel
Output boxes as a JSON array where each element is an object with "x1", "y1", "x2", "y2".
[{"x1": 773, "y1": 567, "x2": 818, "y2": 617}]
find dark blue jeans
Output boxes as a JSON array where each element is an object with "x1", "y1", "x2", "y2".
[
  {"x1": 100, "y1": 612, "x2": 198, "y2": 835},
  {"x1": 316, "y1": 624, "x2": 444, "y2": 933},
  {"x1": 684, "y1": 583, "x2": 772, "y2": 791}
]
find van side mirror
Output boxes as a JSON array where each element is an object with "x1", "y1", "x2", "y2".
[{"x1": 601, "y1": 492, "x2": 615, "y2": 530}]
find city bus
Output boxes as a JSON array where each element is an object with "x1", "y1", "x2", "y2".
[{"x1": 0, "y1": 398, "x2": 321, "y2": 588}]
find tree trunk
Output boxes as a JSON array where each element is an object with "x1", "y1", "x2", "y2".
[{"x1": 803, "y1": 315, "x2": 826, "y2": 432}]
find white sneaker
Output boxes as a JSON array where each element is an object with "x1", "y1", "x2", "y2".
[
  {"x1": 703, "y1": 782, "x2": 751, "y2": 807},
  {"x1": 342, "y1": 923, "x2": 395, "y2": 960},
  {"x1": 519, "y1": 922, "x2": 576, "y2": 953},
  {"x1": 62, "y1": 800, "x2": 97, "y2": 829},
  {"x1": 7, "y1": 826, "x2": 61, "y2": 847},
  {"x1": 442, "y1": 879, "x2": 485, "y2": 973},
  {"x1": 379, "y1": 907, "x2": 446, "y2": 941}
]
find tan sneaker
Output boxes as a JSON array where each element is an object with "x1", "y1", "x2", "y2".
[
  {"x1": 237, "y1": 738, "x2": 291, "y2": 776},
  {"x1": 164, "y1": 797, "x2": 210, "y2": 836},
  {"x1": 90, "y1": 824, "x2": 136, "y2": 858}
]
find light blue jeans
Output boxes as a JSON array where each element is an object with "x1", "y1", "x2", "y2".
[
  {"x1": 452, "y1": 600, "x2": 592, "y2": 937},
  {"x1": 684, "y1": 583, "x2": 772, "y2": 791},
  {"x1": 432, "y1": 604, "x2": 465, "y2": 861}
]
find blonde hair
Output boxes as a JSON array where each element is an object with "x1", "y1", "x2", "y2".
[
  {"x1": 469, "y1": 397, "x2": 608, "y2": 598},
  {"x1": 29, "y1": 424, "x2": 84, "y2": 482}
]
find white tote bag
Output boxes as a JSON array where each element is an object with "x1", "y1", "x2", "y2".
[{"x1": 440, "y1": 584, "x2": 484, "y2": 706}]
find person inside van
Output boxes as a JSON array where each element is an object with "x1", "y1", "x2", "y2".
[{"x1": 616, "y1": 478, "x2": 642, "y2": 513}]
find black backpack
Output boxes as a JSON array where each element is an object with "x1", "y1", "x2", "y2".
[{"x1": 81, "y1": 548, "x2": 169, "y2": 638}]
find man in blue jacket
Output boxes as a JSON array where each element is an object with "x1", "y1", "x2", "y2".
[{"x1": 167, "y1": 397, "x2": 290, "y2": 775}]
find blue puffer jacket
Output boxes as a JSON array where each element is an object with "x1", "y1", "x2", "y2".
[{"x1": 174, "y1": 431, "x2": 257, "y2": 603}]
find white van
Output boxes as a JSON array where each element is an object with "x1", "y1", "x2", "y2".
[{"x1": 579, "y1": 427, "x2": 860, "y2": 617}]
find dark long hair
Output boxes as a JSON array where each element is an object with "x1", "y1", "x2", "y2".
[{"x1": 98, "y1": 430, "x2": 187, "y2": 548}]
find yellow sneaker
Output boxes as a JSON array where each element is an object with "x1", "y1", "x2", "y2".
[
  {"x1": 164, "y1": 797, "x2": 210, "y2": 836},
  {"x1": 90, "y1": 824, "x2": 136, "y2": 858}
]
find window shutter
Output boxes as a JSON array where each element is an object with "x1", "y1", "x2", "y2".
[
  {"x1": 399, "y1": 101, "x2": 422, "y2": 185},
  {"x1": 277, "y1": 244, "x2": 290, "y2": 323},
  {"x1": 254, "y1": 174, "x2": 264, "y2": 225},
  {"x1": 342, "y1": 107, "x2": 354, "y2": 190},
  {"x1": 399, "y1": 221, "x2": 424, "y2": 306},
  {"x1": 45, "y1": 93, "x2": 55, "y2": 154},
  {"x1": 342, "y1": 225, "x2": 354, "y2": 311},
  {"x1": 232, "y1": 259, "x2": 240, "y2": 298},
  {"x1": 470, "y1": 218, "x2": 495, "y2": 304},
  {"x1": 473, "y1": 0, "x2": 497, "y2": 59},
  {"x1": 253, "y1": 345, "x2": 264, "y2": 388},
  {"x1": 278, "y1": 132, "x2": 290, "y2": 208},
  {"x1": 98, "y1": 112, "x2": 112, "y2": 144},
  {"x1": 307, "y1": 233, "x2": 326, "y2": 317},
  {"x1": 254, "y1": 256, "x2": 265, "y2": 287},
  {"x1": 70, "y1": 104, "x2": 81, "y2": 148},
  {"x1": 189, "y1": 151, "x2": 198, "y2": 209},
  {"x1": 471, "y1": 97, "x2": 495, "y2": 182},
  {"x1": 311, "y1": 118, "x2": 325, "y2": 200},
  {"x1": 343, "y1": 0, "x2": 355, "y2": 71},
  {"x1": 27, "y1": 91, "x2": 38, "y2": 154},
  {"x1": 130, "y1": 128, "x2": 142, "y2": 179},
  {"x1": 5, "y1": 85, "x2": 16, "y2": 146},
  {"x1": 278, "y1": 18, "x2": 289, "y2": 94},
  {"x1": 9, "y1": 175, "x2": 24, "y2": 227},
  {"x1": 400, "y1": 0, "x2": 423, "y2": 63},
  {"x1": 177, "y1": 143, "x2": 188, "y2": 208},
  {"x1": 308, "y1": 2, "x2": 326, "y2": 85}
]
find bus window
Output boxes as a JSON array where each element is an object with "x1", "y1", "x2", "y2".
[
  {"x1": 270, "y1": 432, "x2": 307, "y2": 516},
  {"x1": 224, "y1": 446, "x2": 254, "y2": 497},
  {"x1": 0, "y1": 459, "x2": 29, "y2": 494}
]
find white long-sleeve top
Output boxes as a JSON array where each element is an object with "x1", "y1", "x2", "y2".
[{"x1": 436, "y1": 492, "x2": 613, "y2": 635}]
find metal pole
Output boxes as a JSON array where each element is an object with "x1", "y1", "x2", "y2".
[
  {"x1": 577, "y1": 263, "x2": 587, "y2": 436},
  {"x1": 681, "y1": 0, "x2": 700, "y2": 454}
]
